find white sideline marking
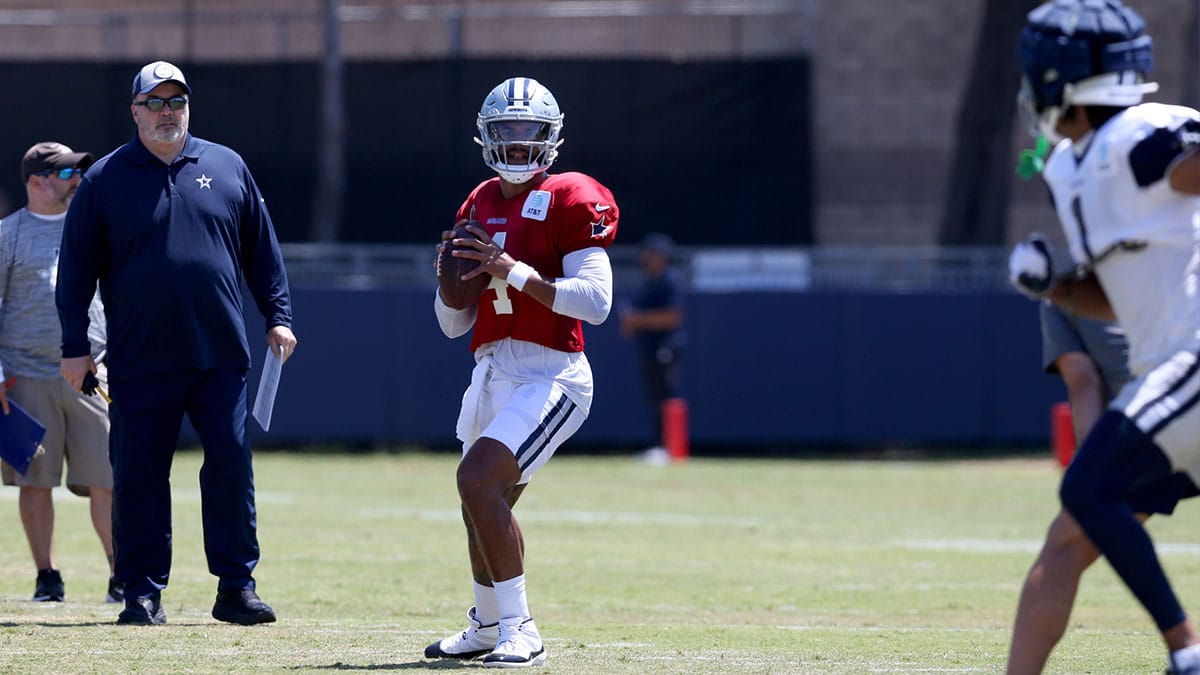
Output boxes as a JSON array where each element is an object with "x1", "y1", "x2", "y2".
[
  {"x1": 359, "y1": 507, "x2": 1200, "y2": 554},
  {"x1": 0, "y1": 488, "x2": 294, "y2": 504},
  {"x1": 900, "y1": 538, "x2": 1200, "y2": 556},
  {"x1": 359, "y1": 506, "x2": 763, "y2": 527}
]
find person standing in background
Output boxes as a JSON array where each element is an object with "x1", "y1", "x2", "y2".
[
  {"x1": 620, "y1": 233, "x2": 684, "y2": 458},
  {"x1": 0, "y1": 141, "x2": 121, "y2": 604},
  {"x1": 56, "y1": 61, "x2": 296, "y2": 626},
  {"x1": 1039, "y1": 301, "x2": 1129, "y2": 448}
]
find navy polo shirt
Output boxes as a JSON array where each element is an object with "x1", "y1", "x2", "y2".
[
  {"x1": 57, "y1": 134, "x2": 292, "y2": 381},
  {"x1": 632, "y1": 269, "x2": 683, "y2": 356}
]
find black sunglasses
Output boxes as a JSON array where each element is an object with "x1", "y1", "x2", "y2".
[
  {"x1": 35, "y1": 167, "x2": 85, "y2": 180},
  {"x1": 133, "y1": 96, "x2": 188, "y2": 112}
]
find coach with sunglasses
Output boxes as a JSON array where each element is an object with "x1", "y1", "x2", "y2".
[
  {"x1": 56, "y1": 60, "x2": 297, "y2": 626},
  {"x1": 0, "y1": 142, "x2": 122, "y2": 605}
]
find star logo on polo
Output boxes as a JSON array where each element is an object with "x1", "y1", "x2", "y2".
[{"x1": 195, "y1": 174, "x2": 213, "y2": 189}]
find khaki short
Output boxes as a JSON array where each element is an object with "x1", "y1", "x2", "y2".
[{"x1": 1, "y1": 367, "x2": 112, "y2": 496}]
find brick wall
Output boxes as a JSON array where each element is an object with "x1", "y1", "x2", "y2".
[{"x1": 809, "y1": 0, "x2": 1196, "y2": 246}]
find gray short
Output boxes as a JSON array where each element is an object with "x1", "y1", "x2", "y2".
[
  {"x1": 1039, "y1": 300, "x2": 1131, "y2": 394},
  {"x1": 1, "y1": 367, "x2": 112, "y2": 496}
]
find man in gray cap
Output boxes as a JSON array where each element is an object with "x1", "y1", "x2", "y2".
[
  {"x1": 0, "y1": 142, "x2": 120, "y2": 604},
  {"x1": 57, "y1": 60, "x2": 296, "y2": 626}
]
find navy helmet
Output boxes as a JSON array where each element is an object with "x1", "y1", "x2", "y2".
[{"x1": 1017, "y1": 0, "x2": 1157, "y2": 138}]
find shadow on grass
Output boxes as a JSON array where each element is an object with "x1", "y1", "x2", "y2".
[
  {"x1": 0, "y1": 621, "x2": 117, "y2": 627},
  {"x1": 295, "y1": 662, "x2": 475, "y2": 670}
]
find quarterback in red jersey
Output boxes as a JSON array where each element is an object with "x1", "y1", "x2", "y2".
[{"x1": 427, "y1": 76, "x2": 618, "y2": 668}]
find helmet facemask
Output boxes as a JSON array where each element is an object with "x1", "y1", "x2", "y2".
[
  {"x1": 1019, "y1": 70, "x2": 1158, "y2": 144},
  {"x1": 477, "y1": 120, "x2": 562, "y2": 184},
  {"x1": 1018, "y1": 76, "x2": 1066, "y2": 143}
]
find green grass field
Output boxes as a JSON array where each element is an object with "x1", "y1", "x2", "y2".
[{"x1": 0, "y1": 449, "x2": 1195, "y2": 673}]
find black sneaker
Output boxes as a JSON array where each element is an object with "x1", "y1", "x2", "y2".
[
  {"x1": 33, "y1": 568, "x2": 64, "y2": 602},
  {"x1": 117, "y1": 597, "x2": 166, "y2": 625},
  {"x1": 105, "y1": 575, "x2": 125, "y2": 603},
  {"x1": 212, "y1": 589, "x2": 277, "y2": 625}
]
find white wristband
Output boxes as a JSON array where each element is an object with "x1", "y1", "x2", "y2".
[{"x1": 506, "y1": 261, "x2": 534, "y2": 291}]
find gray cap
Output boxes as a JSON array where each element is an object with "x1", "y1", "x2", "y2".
[
  {"x1": 132, "y1": 61, "x2": 190, "y2": 99},
  {"x1": 21, "y1": 141, "x2": 94, "y2": 182}
]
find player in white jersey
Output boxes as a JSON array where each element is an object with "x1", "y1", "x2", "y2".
[{"x1": 1007, "y1": 1, "x2": 1200, "y2": 673}]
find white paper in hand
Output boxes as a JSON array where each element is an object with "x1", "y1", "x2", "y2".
[{"x1": 252, "y1": 347, "x2": 283, "y2": 431}]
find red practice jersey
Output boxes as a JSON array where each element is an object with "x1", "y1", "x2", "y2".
[{"x1": 455, "y1": 171, "x2": 619, "y2": 353}]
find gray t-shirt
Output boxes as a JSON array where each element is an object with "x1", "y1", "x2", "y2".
[
  {"x1": 1039, "y1": 299, "x2": 1131, "y2": 399},
  {"x1": 0, "y1": 207, "x2": 105, "y2": 380}
]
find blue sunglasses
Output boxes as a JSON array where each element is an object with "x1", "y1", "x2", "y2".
[{"x1": 35, "y1": 167, "x2": 85, "y2": 180}]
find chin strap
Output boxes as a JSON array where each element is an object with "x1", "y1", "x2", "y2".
[{"x1": 1016, "y1": 134, "x2": 1050, "y2": 180}]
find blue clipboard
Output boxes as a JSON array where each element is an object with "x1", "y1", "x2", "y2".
[{"x1": 0, "y1": 400, "x2": 46, "y2": 475}]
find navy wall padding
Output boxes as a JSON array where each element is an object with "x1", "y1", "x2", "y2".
[{"x1": 228, "y1": 285, "x2": 1061, "y2": 451}]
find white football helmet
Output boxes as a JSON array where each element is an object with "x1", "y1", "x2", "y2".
[{"x1": 475, "y1": 77, "x2": 564, "y2": 184}]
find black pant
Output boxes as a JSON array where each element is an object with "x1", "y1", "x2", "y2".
[
  {"x1": 638, "y1": 346, "x2": 679, "y2": 445},
  {"x1": 109, "y1": 368, "x2": 260, "y2": 600}
]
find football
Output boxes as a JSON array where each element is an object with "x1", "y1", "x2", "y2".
[{"x1": 437, "y1": 222, "x2": 490, "y2": 310}]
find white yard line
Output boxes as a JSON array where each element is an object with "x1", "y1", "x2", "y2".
[
  {"x1": 0, "y1": 488, "x2": 294, "y2": 503},
  {"x1": 900, "y1": 537, "x2": 1199, "y2": 556},
  {"x1": 359, "y1": 506, "x2": 764, "y2": 527}
]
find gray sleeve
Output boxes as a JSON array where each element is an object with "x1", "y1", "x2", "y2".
[
  {"x1": 0, "y1": 213, "x2": 13, "y2": 379},
  {"x1": 0, "y1": 214, "x2": 13, "y2": 315}
]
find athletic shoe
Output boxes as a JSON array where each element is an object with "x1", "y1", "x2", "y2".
[
  {"x1": 117, "y1": 596, "x2": 166, "y2": 625},
  {"x1": 32, "y1": 568, "x2": 64, "y2": 602},
  {"x1": 212, "y1": 589, "x2": 277, "y2": 625},
  {"x1": 482, "y1": 617, "x2": 547, "y2": 668},
  {"x1": 105, "y1": 575, "x2": 125, "y2": 603},
  {"x1": 1167, "y1": 644, "x2": 1200, "y2": 675},
  {"x1": 424, "y1": 606, "x2": 499, "y2": 660}
]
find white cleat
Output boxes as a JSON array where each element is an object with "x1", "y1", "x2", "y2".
[
  {"x1": 424, "y1": 606, "x2": 499, "y2": 660},
  {"x1": 482, "y1": 617, "x2": 547, "y2": 668},
  {"x1": 1167, "y1": 644, "x2": 1200, "y2": 675}
]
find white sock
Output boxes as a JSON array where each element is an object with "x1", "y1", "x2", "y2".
[
  {"x1": 492, "y1": 574, "x2": 530, "y2": 621},
  {"x1": 1170, "y1": 644, "x2": 1200, "y2": 670},
  {"x1": 473, "y1": 581, "x2": 500, "y2": 626}
]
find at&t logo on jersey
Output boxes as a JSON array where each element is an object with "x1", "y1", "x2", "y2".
[{"x1": 522, "y1": 190, "x2": 551, "y2": 221}]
